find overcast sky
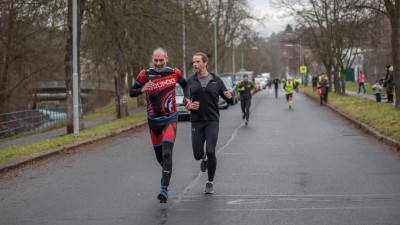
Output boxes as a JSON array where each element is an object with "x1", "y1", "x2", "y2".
[{"x1": 248, "y1": 0, "x2": 293, "y2": 37}]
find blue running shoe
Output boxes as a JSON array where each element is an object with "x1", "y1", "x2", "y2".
[{"x1": 157, "y1": 188, "x2": 168, "y2": 203}]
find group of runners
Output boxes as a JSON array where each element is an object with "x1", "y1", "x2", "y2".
[
  {"x1": 130, "y1": 47, "x2": 304, "y2": 204},
  {"x1": 130, "y1": 48, "x2": 233, "y2": 203}
]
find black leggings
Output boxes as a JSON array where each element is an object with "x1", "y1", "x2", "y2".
[
  {"x1": 148, "y1": 114, "x2": 178, "y2": 189},
  {"x1": 241, "y1": 98, "x2": 251, "y2": 121},
  {"x1": 191, "y1": 121, "x2": 219, "y2": 182},
  {"x1": 358, "y1": 82, "x2": 366, "y2": 93}
]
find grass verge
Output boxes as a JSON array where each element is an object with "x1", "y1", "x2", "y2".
[
  {"x1": 345, "y1": 82, "x2": 374, "y2": 95},
  {"x1": 0, "y1": 98, "x2": 139, "y2": 141},
  {"x1": 302, "y1": 86, "x2": 400, "y2": 141},
  {"x1": 0, "y1": 111, "x2": 147, "y2": 165},
  {"x1": 83, "y1": 98, "x2": 138, "y2": 121}
]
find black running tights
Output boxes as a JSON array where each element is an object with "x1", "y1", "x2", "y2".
[
  {"x1": 240, "y1": 98, "x2": 251, "y2": 121},
  {"x1": 191, "y1": 121, "x2": 219, "y2": 182}
]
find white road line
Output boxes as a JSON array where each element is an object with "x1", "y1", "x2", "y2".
[{"x1": 175, "y1": 110, "x2": 244, "y2": 203}]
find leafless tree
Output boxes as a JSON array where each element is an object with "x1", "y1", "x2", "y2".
[
  {"x1": 184, "y1": 0, "x2": 263, "y2": 74},
  {"x1": 0, "y1": 0, "x2": 64, "y2": 113},
  {"x1": 276, "y1": 0, "x2": 373, "y2": 94},
  {"x1": 353, "y1": 0, "x2": 400, "y2": 108}
]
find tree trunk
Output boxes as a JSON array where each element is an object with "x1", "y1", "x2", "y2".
[
  {"x1": 340, "y1": 69, "x2": 346, "y2": 95},
  {"x1": 0, "y1": 4, "x2": 15, "y2": 113},
  {"x1": 391, "y1": 7, "x2": 400, "y2": 108},
  {"x1": 333, "y1": 64, "x2": 343, "y2": 94},
  {"x1": 114, "y1": 69, "x2": 128, "y2": 119},
  {"x1": 65, "y1": 0, "x2": 73, "y2": 133}
]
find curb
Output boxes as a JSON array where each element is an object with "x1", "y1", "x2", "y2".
[
  {"x1": 0, "y1": 121, "x2": 147, "y2": 174},
  {"x1": 302, "y1": 92, "x2": 400, "y2": 150}
]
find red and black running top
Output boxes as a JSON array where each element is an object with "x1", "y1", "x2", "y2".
[{"x1": 130, "y1": 67, "x2": 187, "y2": 118}]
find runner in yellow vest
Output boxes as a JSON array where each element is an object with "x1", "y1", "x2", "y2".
[{"x1": 283, "y1": 77, "x2": 297, "y2": 109}]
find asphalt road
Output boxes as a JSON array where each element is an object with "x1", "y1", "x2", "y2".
[{"x1": 1, "y1": 88, "x2": 400, "y2": 225}]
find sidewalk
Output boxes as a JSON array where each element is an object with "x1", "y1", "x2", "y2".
[
  {"x1": 0, "y1": 106, "x2": 146, "y2": 150},
  {"x1": 346, "y1": 90, "x2": 395, "y2": 104},
  {"x1": 346, "y1": 90, "x2": 376, "y2": 101}
]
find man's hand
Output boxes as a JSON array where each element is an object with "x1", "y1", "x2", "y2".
[
  {"x1": 250, "y1": 90, "x2": 254, "y2": 95},
  {"x1": 186, "y1": 101, "x2": 200, "y2": 110},
  {"x1": 184, "y1": 98, "x2": 191, "y2": 110},
  {"x1": 223, "y1": 90, "x2": 232, "y2": 99},
  {"x1": 141, "y1": 81, "x2": 156, "y2": 92},
  {"x1": 240, "y1": 87, "x2": 245, "y2": 91}
]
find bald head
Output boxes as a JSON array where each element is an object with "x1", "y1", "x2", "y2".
[{"x1": 152, "y1": 48, "x2": 169, "y2": 72}]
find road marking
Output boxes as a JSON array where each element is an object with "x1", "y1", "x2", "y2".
[
  {"x1": 177, "y1": 193, "x2": 400, "y2": 198},
  {"x1": 211, "y1": 206, "x2": 400, "y2": 211},
  {"x1": 175, "y1": 112, "x2": 243, "y2": 204},
  {"x1": 173, "y1": 194, "x2": 400, "y2": 211}
]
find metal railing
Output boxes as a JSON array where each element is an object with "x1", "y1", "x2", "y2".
[{"x1": 0, "y1": 107, "x2": 67, "y2": 137}]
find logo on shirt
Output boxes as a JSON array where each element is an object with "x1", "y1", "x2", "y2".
[{"x1": 154, "y1": 78, "x2": 176, "y2": 89}]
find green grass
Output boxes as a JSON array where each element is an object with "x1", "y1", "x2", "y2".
[
  {"x1": 0, "y1": 111, "x2": 147, "y2": 165},
  {"x1": 83, "y1": 97, "x2": 138, "y2": 121},
  {"x1": 302, "y1": 86, "x2": 400, "y2": 140},
  {"x1": 1, "y1": 97, "x2": 139, "y2": 141},
  {"x1": 345, "y1": 82, "x2": 375, "y2": 95}
]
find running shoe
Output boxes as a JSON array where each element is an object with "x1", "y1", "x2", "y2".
[
  {"x1": 244, "y1": 119, "x2": 248, "y2": 126},
  {"x1": 200, "y1": 159, "x2": 207, "y2": 172},
  {"x1": 204, "y1": 182, "x2": 214, "y2": 194},
  {"x1": 157, "y1": 188, "x2": 168, "y2": 203}
]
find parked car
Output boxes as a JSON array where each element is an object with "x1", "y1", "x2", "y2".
[
  {"x1": 219, "y1": 73, "x2": 237, "y2": 85},
  {"x1": 220, "y1": 76, "x2": 239, "y2": 104},
  {"x1": 175, "y1": 84, "x2": 190, "y2": 120}
]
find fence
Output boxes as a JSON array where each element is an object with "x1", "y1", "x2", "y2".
[{"x1": 0, "y1": 107, "x2": 67, "y2": 137}]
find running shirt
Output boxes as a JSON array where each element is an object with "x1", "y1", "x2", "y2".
[
  {"x1": 236, "y1": 80, "x2": 255, "y2": 99},
  {"x1": 284, "y1": 81, "x2": 294, "y2": 94},
  {"x1": 186, "y1": 73, "x2": 233, "y2": 122},
  {"x1": 272, "y1": 78, "x2": 280, "y2": 89},
  {"x1": 130, "y1": 67, "x2": 186, "y2": 118}
]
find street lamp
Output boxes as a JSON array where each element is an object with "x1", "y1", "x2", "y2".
[
  {"x1": 182, "y1": 0, "x2": 186, "y2": 78},
  {"x1": 213, "y1": 0, "x2": 218, "y2": 74}
]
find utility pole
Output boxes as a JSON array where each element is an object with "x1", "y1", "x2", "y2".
[
  {"x1": 232, "y1": 43, "x2": 235, "y2": 73},
  {"x1": 214, "y1": 0, "x2": 218, "y2": 74},
  {"x1": 182, "y1": 0, "x2": 186, "y2": 78}
]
